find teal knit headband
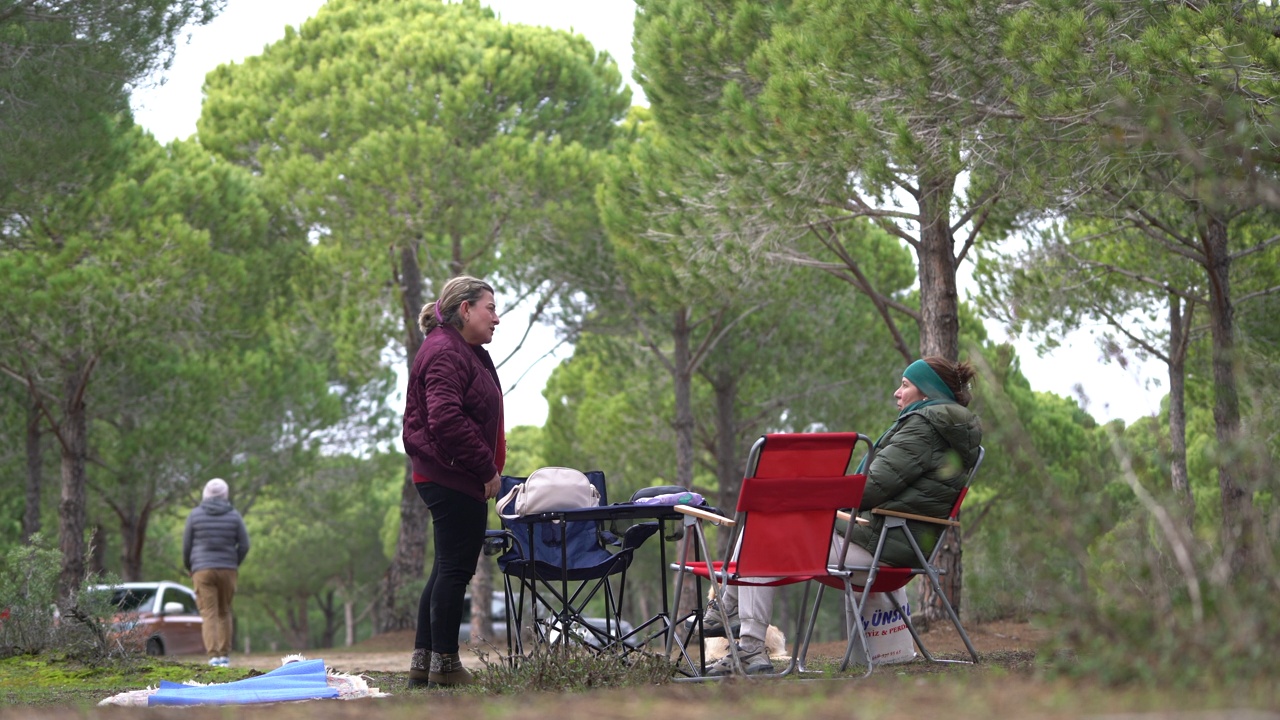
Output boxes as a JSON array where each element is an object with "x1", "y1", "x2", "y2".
[{"x1": 903, "y1": 359, "x2": 955, "y2": 402}]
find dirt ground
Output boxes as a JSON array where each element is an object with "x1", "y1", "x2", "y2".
[{"x1": 205, "y1": 619, "x2": 1050, "y2": 675}]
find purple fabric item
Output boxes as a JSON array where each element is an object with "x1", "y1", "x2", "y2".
[{"x1": 633, "y1": 491, "x2": 703, "y2": 507}]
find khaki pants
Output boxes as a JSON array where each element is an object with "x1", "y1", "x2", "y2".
[{"x1": 192, "y1": 568, "x2": 238, "y2": 657}]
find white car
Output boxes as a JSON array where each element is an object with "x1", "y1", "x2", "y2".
[
  {"x1": 463, "y1": 591, "x2": 635, "y2": 648},
  {"x1": 92, "y1": 581, "x2": 205, "y2": 656}
]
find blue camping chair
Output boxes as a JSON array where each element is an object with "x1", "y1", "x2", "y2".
[{"x1": 490, "y1": 471, "x2": 660, "y2": 657}]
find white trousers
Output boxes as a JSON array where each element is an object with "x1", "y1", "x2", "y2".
[{"x1": 719, "y1": 533, "x2": 906, "y2": 645}]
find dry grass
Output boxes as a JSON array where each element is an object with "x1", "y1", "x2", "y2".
[{"x1": 5, "y1": 619, "x2": 1277, "y2": 719}]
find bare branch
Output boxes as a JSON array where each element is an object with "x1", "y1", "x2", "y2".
[
  {"x1": 1063, "y1": 249, "x2": 1207, "y2": 304},
  {"x1": 1229, "y1": 233, "x2": 1280, "y2": 261},
  {"x1": 1236, "y1": 283, "x2": 1280, "y2": 305},
  {"x1": 804, "y1": 224, "x2": 916, "y2": 361},
  {"x1": 501, "y1": 337, "x2": 569, "y2": 398},
  {"x1": 1092, "y1": 304, "x2": 1172, "y2": 365}
]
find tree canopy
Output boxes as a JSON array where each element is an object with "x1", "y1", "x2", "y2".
[
  {"x1": 196, "y1": 0, "x2": 633, "y2": 629},
  {"x1": 0, "y1": 0, "x2": 222, "y2": 214}
]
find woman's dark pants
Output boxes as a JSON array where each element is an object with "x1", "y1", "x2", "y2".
[{"x1": 414, "y1": 482, "x2": 488, "y2": 654}]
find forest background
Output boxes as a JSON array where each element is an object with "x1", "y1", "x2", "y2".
[{"x1": 1, "y1": 0, "x2": 1278, "y2": 686}]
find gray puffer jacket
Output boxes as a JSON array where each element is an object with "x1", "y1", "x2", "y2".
[
  {"x1": 183, "y1": 498, "x2": 250, "y2": 573},
  {"x1": 847, "y1": 402, "x2": 982, "y2": 568}
]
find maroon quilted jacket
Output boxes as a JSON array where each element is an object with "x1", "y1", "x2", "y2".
[{"x1": 402, "y1": 323, "x2": 504, "y2": 502}]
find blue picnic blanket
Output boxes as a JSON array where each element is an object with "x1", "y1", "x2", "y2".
[{"x1": 148, "y1": 659, "x2": 338, "y2": 706}]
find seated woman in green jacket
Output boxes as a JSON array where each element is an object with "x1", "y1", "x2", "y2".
[{"x1": 704, "y1": 356, "x2": 984, "y2": 676}]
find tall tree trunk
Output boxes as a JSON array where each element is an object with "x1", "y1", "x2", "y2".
[
  {"x1": 287, "y1": 594, "x2": 309, "y2": 650},
  {"x1": 380, "y1": 243, "x2": 431, "y2": 632},
  {"x1": 673, "y1": 307, "x2": 695, "y2": 489},
  {"x1": 670, "y1": 308, "x2": 701, "y2": 620},
  {"x1": 709, "y1": 368, "x2": 740, "y2": 557},
  {"x1": 317, "y1": 589, "x2": 338, "y2": 649},
  {"x1": 915, "y1": 171, "x2": 961, "y2": 362},
  {"x1": 24, "y1": 388, "x2": 43, "y2": 542},
  {"x1": 119, "y1": 506, "x2": 150, "y2": 582},
  {"x1": 915, "y1": 168, "x2": 963, "y2": 624},
  {"x1": 88, "y1": 523, "x2": 107, "y2": 579},
  {"x1": 470, "y1": 555, "x2": 495, "y2": 643},
  {"x1": 1200, "y1": 212, "x2": 1254, "y2": 575},
  {"x1": 57, "y1": 361, "x2": 90, "y2": 602},
  {"x1": 1167, "y1": 295, "x2": 1194, "y2": 526},
  {"x1": 344, "y1": 596, "x2": 356, "y2": 647},
  {"x1": 382, "y1": 464, "x2": 427, "y2": 634}
]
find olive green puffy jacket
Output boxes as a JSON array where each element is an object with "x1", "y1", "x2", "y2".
[{"x1": 845, "y1": 403, "x2": 983, "y2": 568}]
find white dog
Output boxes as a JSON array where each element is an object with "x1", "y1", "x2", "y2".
[
  {"x1": 702, "y1": 625, "x2": 789, "y2": 662},
  {"x1": 699, "y1": 587, "x2": 788, "y2": 662}
]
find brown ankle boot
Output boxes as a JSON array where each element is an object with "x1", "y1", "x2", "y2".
[
  {"x1": 428, "y1": 651, "x2": 475, "y2": 686},
  {"x1": 407, "y1": 648, "x2": 432, "y2": 689}
]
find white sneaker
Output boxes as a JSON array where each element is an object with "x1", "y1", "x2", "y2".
[
  {"x1": 208, "y1": 656, "x2": 229, "y2": 667},
  {"x1": 705, "y1": 644, "x2": 773, "y2": 677},
  {"x1": 686, "y1": 597, "x2": 740, "y2": 638}
]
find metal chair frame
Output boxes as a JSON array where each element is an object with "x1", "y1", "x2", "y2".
[
  {"x1": 669, "y1": 432, "x2": 874, "y2": 679},
  {"x1": 807, "y1": 445, "x2": 986, "y2": 676},
  {"x1": 492, "y1": 471, "x2": 664, "y2": 660}
]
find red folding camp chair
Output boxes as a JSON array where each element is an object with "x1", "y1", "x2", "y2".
[
  {"x1": 669, "y1": 432, "x2": 873, "y2": 678},
  {"x1": 814, "y1": 445, "x2": 985, "y2": 676}
]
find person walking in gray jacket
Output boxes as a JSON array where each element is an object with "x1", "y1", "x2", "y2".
[{"x1": 183, "y1": 478, "x2": 250, "y2": 667}]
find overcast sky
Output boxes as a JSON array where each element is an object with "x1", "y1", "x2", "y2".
[{"x1": 129, "y1": 0, "x2": 1164, "y2": 430}]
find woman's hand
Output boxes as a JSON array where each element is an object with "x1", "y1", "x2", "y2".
[{"x1": 484, "y1": 473, "x2": 502, "y2": 501}]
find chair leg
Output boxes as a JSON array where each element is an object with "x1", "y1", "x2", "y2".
[
  {"x1": 902, "y1": 527, "x2": 979, "y2": 664},
  {"x1": 887, "y1": 589, "x2": 933, "y2": 661},
  {"x1": 713, "y1": 579, "x2": 746, "y2": 675},
  {"x1": 775, "y1": 582, "x2": 815, "y2": 677},
  {"x1": 839, "y1": 584, "x2": 875, "y2": 678},
  {"x1": 919, "y1": 569, "x2": 980, "y2": 663},
  {"x1": 668, "y1": 517, "x2": 727, "y2": 680},
  {"x1": 795, "y1": 583, "x2": 827, "y2": 673}
]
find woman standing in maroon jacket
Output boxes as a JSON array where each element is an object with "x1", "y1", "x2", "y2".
[{"x1": 402, "y1": 275, "x2": 505, "y2": 688}]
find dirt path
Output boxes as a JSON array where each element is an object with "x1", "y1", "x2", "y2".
[{"x1": 195, "y1": 619, "x2": 1049, "y2": 675}]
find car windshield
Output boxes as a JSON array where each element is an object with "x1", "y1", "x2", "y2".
[{"x1": 107, "y1": 588, "x2": 156, "y2": 612}]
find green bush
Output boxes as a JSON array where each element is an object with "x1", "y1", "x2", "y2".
[
  {"x1": 466, "y1": 644, "x2": 675, "y2": 694},
  {"x1": 0, "y1": 535, "x2": 63, "y2": 656},
  {"x1": 0, "y1": 534, "x2": 137, "y2": 663},
  {"x1": 1038, "y1": 510, "x2": 1280, "y2": 687}
]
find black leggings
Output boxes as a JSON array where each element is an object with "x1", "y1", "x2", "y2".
[{"x1": 414, "y1": 481, "x2": 488, "y2": 653}]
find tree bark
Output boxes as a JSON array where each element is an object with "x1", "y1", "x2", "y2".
[
  {"x1": 380, "y1": 242, "x2": 431, "y2": 632},
  {"x1": 381, "y1": 460, "x2": 428, "y2": 633},
  {"x1": 24, "y1": 387, "x2": 43, "y2": 543},
  {"x1": 344, "y1": 597, "x2": 356, "y2": 647},
  {"x1": 670, "y1": 308, "x2": 702, "y2": 620},
  {"x1": 914, "y1": 167, "x2": 963, "y2": 624},
  {"x1": 317, "y1": 589, "x2": 339, "y2": 649},
  {"x1": 118, "y1": 506, "x2": 150, "y2": 582},
  {"x1": 1200, "y1": 212, "x2": 1254, "y2": 576},
  {"x1": 470, "y1": 554, "x2": 495, "y2": 643},
  {"x1": 711, "y1": 368, "x2": 741, "y2": 554},
  {"x1": 1167, "y1": 295, "x2": 1194, "y2": 526},
  {"x1": 88, "y1": 523, "x2": 107, "y2": 579},
  {"x1": 287, "y1": 594, "x2": 310, "y2": 650},
  {"x1": 56, "y1": 361, "x2": 89, "y2": 602},
  {"x1": 915, "y1": 170, "x2": 961, "y2": 362},
  {"x1": 673, "y1": 307, "x2": 695, "y2": 489}
]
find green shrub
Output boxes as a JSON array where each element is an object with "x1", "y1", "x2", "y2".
[
  {"x1": 461, "y1": 644, "x2": 675, "y2": 694},
  {"x1": 0, "y1": 535, "x2": 63, "y2": 656},
  {"x1": 0, "y1": 534, "x2": 138, "y2": 663},
  {"x1": 1038, "y1": 511, "x2": 1280, "y2": 686}
]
